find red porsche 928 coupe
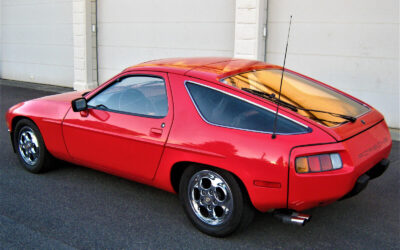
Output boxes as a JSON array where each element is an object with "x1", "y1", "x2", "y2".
[{"x1": 6, "y1": 58, "x2": 392, "y2": 236}]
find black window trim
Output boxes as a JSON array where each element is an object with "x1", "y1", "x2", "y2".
[
  {"x1": 184, "y1": 80, "x2": 311, "y2": 135},
  {"x1": 87, "y1": 74, "x2": 169, "y2": 119}
]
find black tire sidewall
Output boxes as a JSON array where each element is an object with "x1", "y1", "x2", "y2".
[
  {"x1": 179, "y1": 165, "x2": 245, "y2": 237},
  {"x1": 14, "y1": 119, "x2": 48, "y2": 173}
]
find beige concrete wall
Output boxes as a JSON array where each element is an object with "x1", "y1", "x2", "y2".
[
  {"x1": 0, "y1": 0, "x2": 74, "y2": 87},
  {"x1": 72, "y1": 0, "x2": 97, "y2": 90},
  {"x1": 234, "y1": 0, "x2": 267, "y2": 60},
  {"x1": 266, "y1": 0, "x2": 399, "y2": 130}
]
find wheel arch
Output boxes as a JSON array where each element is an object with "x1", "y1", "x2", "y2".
[{"x1": 170, "y1": 161, "x2": 253, "y2": 206}]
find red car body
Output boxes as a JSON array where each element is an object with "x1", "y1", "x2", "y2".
[{"x1": 6, "y1": 57, "x2": 392, "y2": 214}]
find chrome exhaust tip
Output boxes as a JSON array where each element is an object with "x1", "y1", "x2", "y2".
[
  {"x1": 292, "y1": 212, "x2": 311, "y2": 222},
  {"x1": 290, "y1": 216, "x2": 307, "y2": 226},
  {"x1": 273, "y1": 210, "x2": 311, "y2": 226}
]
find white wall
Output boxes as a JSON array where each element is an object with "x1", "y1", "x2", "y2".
[
  {"x1": 97, "y1": 0, "x2": 235, "y2": 83},
  {"x1": 1, "y1": 0, "x2": 74, "y2": 87},
  {"x1": 266, "y1": 0, "x2": 399, "y2": 129}
]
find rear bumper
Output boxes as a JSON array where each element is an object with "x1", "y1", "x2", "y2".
[{"x1": 341, "y1": 159, "x2": 389, "y2": 200}]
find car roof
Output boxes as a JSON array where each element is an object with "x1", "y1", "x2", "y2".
[{"x1": 124, "y1": 57, "x2": 282, "y2": 82}]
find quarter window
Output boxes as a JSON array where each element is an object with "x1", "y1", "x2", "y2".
[
  {"x1": 186, "y1": 82, "x2": 309, "y2": 134},
  {"x1": 88, "y1": 76, "x2": 168, "y2": 117}
]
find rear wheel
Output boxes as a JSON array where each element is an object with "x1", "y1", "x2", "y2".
[
  {"x1": 14, "y1": 119, "x2": 53, "y2": 173},
  {"x1": 179, "y1": 166, "x2": 254, "y2": 237}
]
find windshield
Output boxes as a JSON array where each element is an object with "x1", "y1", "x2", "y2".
[{"x1": 222, "y1": 69, "x2": 369, "y2": 127}]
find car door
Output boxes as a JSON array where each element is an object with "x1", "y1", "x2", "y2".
[{"x1": 62, "y1": 72, "x2": 173, "y2": 181}]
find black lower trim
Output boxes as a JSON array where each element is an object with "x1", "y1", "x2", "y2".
[
  {"x1": 341, "y1": 174, "x2": 370, "y2": 200},
  {"x1": 341, "y1": 159, "x2": 390, "y2": 200},
  {"x1": 366, "y1": 159, "x2": 390, "y2": 180}
]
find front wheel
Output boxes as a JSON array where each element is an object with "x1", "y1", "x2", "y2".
[
  {"x1": 179, "y1": 166, "x2": 254, "y2": 237},
  {"x1": 14, "y1": 119, "x2": 53, "y2": 173}
]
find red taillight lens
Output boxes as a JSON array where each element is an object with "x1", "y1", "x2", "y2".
[
  {"x1": 308, "y1": 155, "x2": 321, "y2": 172},
  {"x1": 295, "y1": 153, "x2": 342, "y2": 173},
  {"x1": 319, "y1": 154, "x2": 333, "y2": 171}
]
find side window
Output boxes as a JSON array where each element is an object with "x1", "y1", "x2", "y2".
[
  {"x1": 186, "y1": 82, "x2": 309, "y2": 134},
  {"x1": 88, "y1": 76, "x2": 168, "y2": 118}
]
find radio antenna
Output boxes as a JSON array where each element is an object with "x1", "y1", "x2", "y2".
[{"x1": 272, "y1": 15, "x2": 293, "y2": 139}]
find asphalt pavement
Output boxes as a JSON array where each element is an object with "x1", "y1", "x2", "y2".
[{"x1": 0, "y1": 79, "x2": 399, "y2": 249}]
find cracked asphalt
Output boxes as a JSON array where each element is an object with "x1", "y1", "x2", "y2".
[{"x1": 0, "y1": 79, "x2": 399, "y2": 249}]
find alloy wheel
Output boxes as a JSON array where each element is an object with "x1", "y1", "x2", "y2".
[{"x1": 187, "y1": 170, "x2": 233, "y2": 226}]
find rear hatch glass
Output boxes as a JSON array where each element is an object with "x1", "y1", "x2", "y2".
[{"x1": 222, "y1": 69, "x2": 370, "y2": 128}]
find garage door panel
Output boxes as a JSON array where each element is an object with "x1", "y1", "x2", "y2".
[
  {"x1": 268, "y1": 0, "x2": 397, "y2": 23},
  {"x1": 2, "y1": 44, "x2": 73, "y2": 67},
  {"x1": 2, "y1": 61, "x2": 73, "y2": 87},
  {"x1": 2, "y1": 1, "x2": 72, "y2": 25},
  {"x1": 2, "y1": 24, "x2": 72, "y2": 46},
  {"x1": 98, "y1": 23, "x2": 233, "y2": 51},
  {"x1": 99, "y1": 0, "x2": 234, "y2": 23},
  {"x1": 267, "y1": 23, "x2": 397, "y2": 59}
]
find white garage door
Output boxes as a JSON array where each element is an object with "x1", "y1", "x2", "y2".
[
  {"x1": 97, "y1": 0, "x2": 235, "y2": 83},
  {"x1": 0, "y1": 0, "x2": 74, "y2": 87}
]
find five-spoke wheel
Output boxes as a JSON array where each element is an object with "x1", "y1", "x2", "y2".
[
  {"x1": 14, "y1": 119, "x2": 53, "y2": 173},
  {"x1": 188, "y1": 170, "x2": 233, "y2": 226},
  {"x1": 18, "y1": 127, "x2": 40, "y2": 166}
]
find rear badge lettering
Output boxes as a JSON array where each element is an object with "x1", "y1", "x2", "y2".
[{"x1": 358, "y1": 137, "x2": 388, "y2": 159}]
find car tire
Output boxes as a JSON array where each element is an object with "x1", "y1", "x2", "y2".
[
  {"x1": 179, "y1": 165, "x2": 254, "y2": 237},
  {"x1": 14, "y1": 119, "x2": 53, "y2": 173}
]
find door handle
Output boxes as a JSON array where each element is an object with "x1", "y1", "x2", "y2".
[{"x1": 150, "y1": 128, "x2": 163, "y2": 136}]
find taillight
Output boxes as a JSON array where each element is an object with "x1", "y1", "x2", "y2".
[{"x1": 295, "y1": 153, "x2": 342, "y2": 173}]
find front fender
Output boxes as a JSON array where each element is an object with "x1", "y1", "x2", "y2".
[{"x1": 6, "y1": 99, "x2": 73, "y2": 161}]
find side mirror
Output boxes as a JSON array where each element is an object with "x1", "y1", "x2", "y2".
[{"x1": 71, "y1": 98, "x2": 88, "y2": 112}]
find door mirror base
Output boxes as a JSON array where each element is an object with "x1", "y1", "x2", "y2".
[{"x1": 80, "y1": 110, "x2": 89, "y2": 117}]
